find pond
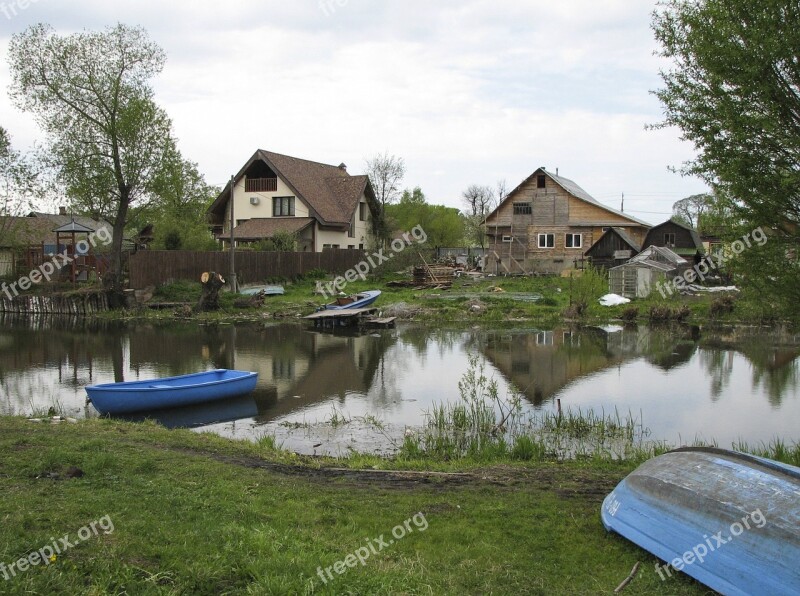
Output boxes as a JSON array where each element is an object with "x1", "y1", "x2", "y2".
[{"x1": 1, "y1": 316, "x2": 798, "y2": 455}]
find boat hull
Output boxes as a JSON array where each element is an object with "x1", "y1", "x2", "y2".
[
  {"x1": 86, "y1": 369, "x2": 258, "y2": 415},
  {"x1": 323, "y1": 290, "x2": 381, "y2": 310},
  {"x1": 601, "y1": 447, "x2": 800, "y2": 595}
]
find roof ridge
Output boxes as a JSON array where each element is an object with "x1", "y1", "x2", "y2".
[{"x1": 259, "y1": 149, "x2": 347, "y2": 172}]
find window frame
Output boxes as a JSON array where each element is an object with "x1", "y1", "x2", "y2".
[
  {"x1": 513, "y1": 202, "x2": 532, "y2": 215},
  {"x1": 565, "y1": 233, "x2": 582, "y2": 249},
  {"x1": 537, "y1": 233, "x2": 555, "y2": 248},
  {"x1": 272, "y1": 196, "x2": 295, "y2": 217},
  {"x1": 664, "y1": 232, "x2": 676, "y2": 247}
]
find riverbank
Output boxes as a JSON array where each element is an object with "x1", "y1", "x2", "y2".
[
  {"x1": 0, "y1": 416, "x2": 707, "y2": 594},
  {"x1": 99, "y1": 272, "x2": 792, "y2": 329}
]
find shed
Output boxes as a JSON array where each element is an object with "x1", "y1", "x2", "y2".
[
  {"x1": 641, "y1": 219, "x2": 704, "y2": 259},
  {"x1": 584, "y1": 227, "x2": 642, "y2": 269},
  {"x1": 609, "y1": 246, "x2": 689, "y2": 298}
]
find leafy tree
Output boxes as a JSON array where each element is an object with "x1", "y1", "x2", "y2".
[
  {"x1": 652, "y1": 0, "x2": 800, "y2": 312},
  {"x1": 254, "y1": 230, "x2": 297, "y2": 252},
  {"x1": 672, "y1": 193, "x2": 712, "y2": 229},
  {"x1": 386, "y1": 187, "x2": 463, "y2": 248},
  {"x1": 8, "y1": 24, "x2": 175, "y2": 300},
  {"x1": 652, "y1": 2, "x2": 800, "y2": 236},
  {"x1": 164, "y1": 230, "x2": 182, "y2": 250},
  {"x1": 462, "y1": 184, "x2": 495, "y2": 249},
  {"x1": 365, "y1": 152, "x2": 405, "y2": 244},
  {"x1": 0, "y1": 126, "x2": 40, "y2": 241},
  {"x1": 147, "y1": 148, "x2": 219, "y2": 250}
]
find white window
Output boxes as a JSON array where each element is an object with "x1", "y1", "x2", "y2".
[
  {"x1": 538, "y1": 233, "x2": 555, "y2": 248},
  {"x1": 565, "y1": 233, "x2": 582, "y2": 248},
  {"x1": 502, "y1": 235, "x2": 514, "y2": 243}
]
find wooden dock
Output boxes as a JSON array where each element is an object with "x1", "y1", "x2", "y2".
[{"x1": 303, "y1": 308, "x2": 395, "y2": 329}]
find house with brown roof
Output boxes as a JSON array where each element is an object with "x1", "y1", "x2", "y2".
[
  {"x1": 207, "y1": 150, "x2": 377, "y2": 252},
  {"x1": 483, "y1": 167, "x2": 651, "y2": 274}
]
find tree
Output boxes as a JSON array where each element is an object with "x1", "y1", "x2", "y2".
[
  {"x1": 652, "y1": 0, "x2": 800, "y2": 236},
  {"x1": 147, "y1": 147, "x2": 219, "y2": 250},
  {"x1": 462, "y1": 184, "x2": 495, "y2": 249},
  {"x1": 365, "y1": 152, "x2": 405, "y2": 244},
  {"x1": 386, "y1": 187, "x2": 464, "y2": 247},
  {"x1": 672, "y1": 193, "x2": 712, "y2": 229},
  {"x1": 0, "y1": 126, "x2": 40, "y2": 241},
  {"x1": 8, "y1": 24, "x2": 175, "y2": 300}
]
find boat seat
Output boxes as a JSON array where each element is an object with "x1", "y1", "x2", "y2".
[{"x1": 336, "y1": 297, "x2": 355, "y2": 306}]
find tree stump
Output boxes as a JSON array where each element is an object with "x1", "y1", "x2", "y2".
[{"x1": 196, "y1": 271, "x2": 225, "y2": 312}]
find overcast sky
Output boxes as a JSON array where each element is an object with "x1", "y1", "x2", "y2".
[{"x1": 0, "y1": 0, "x2": 709, "y2": 223}]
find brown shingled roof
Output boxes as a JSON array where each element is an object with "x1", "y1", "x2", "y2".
[
  {"x1": 208, "y1": 150, "x2": 374, "y2": 226},
  {"x1": 224, "y1": 217, "x2": 314, "y2": 241}
]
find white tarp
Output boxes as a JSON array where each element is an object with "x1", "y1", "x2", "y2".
[{"x1": 598, "y1": 293, "x2": 631, "y2": 306}]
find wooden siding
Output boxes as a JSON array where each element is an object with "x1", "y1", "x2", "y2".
[{"x1": 642, "y1": 221, "x2": 701, "y2": 253}]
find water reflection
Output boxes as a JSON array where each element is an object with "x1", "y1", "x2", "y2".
[{"x1": 0, "y1": 315, "x2": 798, "y2": 448}]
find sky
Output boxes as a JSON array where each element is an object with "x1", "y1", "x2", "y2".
[{"x1": 0, "y1": 0, "x2": 709, "y2": 224}]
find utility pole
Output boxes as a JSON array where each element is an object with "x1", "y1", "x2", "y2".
[
  {"x1": 229, "y1": 174, "x2": 237, "y2": 293},
  {"x1": 621, "y1": 192, "x2": 624, "y2": 212}
]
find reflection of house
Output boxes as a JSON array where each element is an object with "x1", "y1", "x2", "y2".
[
  {"x1": 481, "y1": 328, "x2": 625, "y2": 406},
  {"x1": 484, "y1": 167, "x2": 650, "y2": 274},
  {"x1": 584, "y1": 227, "x2": 642, "y2": 270},
  {"x1": 642, "y1": 219, "x2": 704, "y2": 260},
  {"x1": 609, "y1": 246, "x2": 690, "y2": 299},
  {"x1": 207, "y1": 150, "x2": 377, "y2": 252}
]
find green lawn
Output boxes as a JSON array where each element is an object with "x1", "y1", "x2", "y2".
[{"x1": 0, "y1": 417, "x2": 706, "y2": 595}]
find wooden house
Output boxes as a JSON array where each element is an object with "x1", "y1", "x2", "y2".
[
  {"x1": 641, "y1": 219, "x2": 704, "y2": 260},
  {"x1": 483, "y1": 167, "x2": 650, "y2": 274},
  {"x1": 207, "y1": 150, "x2": 377, "y2": 252},
  {"x1": 584, "y1": 227, "x2": 642, "y2": 270}
]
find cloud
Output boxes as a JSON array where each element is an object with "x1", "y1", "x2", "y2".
[{"x1": 0, "y1": 0, "x2": 707, "y2": 217}]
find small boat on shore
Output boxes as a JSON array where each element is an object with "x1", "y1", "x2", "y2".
[
  {"x1": 601, "y1": 447, "x2": 800, "y2": 595},
  {"x1": 239, "y1": 285, "x2": 284, "y2": 296},
  {"x1": 86, "y1": 369, "x2": 258, "y2": 415},
  {"x1": 323, "y1": 290, "x2": 381, "y2": 310}
]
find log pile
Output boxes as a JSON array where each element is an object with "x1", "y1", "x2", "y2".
[{"x1": 413, "y1": 265, "x2": 455, "y2": 285}]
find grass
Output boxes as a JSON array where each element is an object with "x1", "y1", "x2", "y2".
[{"x1": 0, "y1": 416, "x2": 707, "y2": 595}]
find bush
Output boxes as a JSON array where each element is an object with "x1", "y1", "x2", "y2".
[
  {"x1": 620, "y1": 306, "x2": 639, "y2": 323},
  {"x1": 710, "y1": 294, "x2": 735, "y2": 317}
]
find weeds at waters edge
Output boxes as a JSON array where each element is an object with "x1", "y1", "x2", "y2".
[
  {"x1": 732, "y1": 438, "x2": 800, "y2": 467},
  {"x1": 399, "y1": 354, "x2": 667, "y2": 463}
]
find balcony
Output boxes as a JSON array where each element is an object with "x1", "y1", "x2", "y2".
[{"x1": 245, "y1": 177, "x2": 278, "y2": 193}]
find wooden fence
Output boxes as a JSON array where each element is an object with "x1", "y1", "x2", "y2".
[{"x1": 129, "y1": 249, "x2": 367, "y2": 289}]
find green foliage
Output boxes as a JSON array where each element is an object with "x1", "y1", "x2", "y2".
[
  {"x1": 385, "y1": 187, "x2": 464, "y2": 248},
  {"x1": 253, "y1": 230, "x2": 297, "y2": 252},
  {"x1": 652, "y1": 0, "x2": 800, "y2": 311},
  {"x1": 164, "y1": 230, "x2": 182, "y2": 250},
  {"x1": 8, "y1": 24, "x2": 175, "y2": 293}
]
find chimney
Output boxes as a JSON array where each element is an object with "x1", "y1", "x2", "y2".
[
  {"x1": 338, "y1": 163, "x2": 347, "y2": 172},
  {"x1": 59, "y1": 206, "x2": 67, "y2": 216}
]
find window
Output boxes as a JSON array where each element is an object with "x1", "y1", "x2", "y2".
[
  {"x1": 502, "y1": 235, "x2": 514, "y2": 243},
  {"x1": 348, "y1": 245, "x2": 355, "y2": 249},
  {"x1": 537, "y1": 175, "x2": 546, "y2": 189},
  {"x1": 359, "y1": 243, "x2": 364, "y2": 250},
  {"x1": 272, "y1": 196, "x2": 295, "y2": 216},
  {"x1": 359, "y1": 202, "x2": 367, "y2": 221},
  {"x1": 513, "y1": 202, "x2": 532, "y2": 215},
  {"x1": 348, "y1": 214, "x2": 355, "y2": 237},
  {"x1": 664, "y1": 233, "x2": 676, "y2": 247},
  {"x1": 538, "y1": 233, "x2": 555, "y2": 248},
  {"x1": 565, "y1": 233, "x2": 582, "y2": 248}
]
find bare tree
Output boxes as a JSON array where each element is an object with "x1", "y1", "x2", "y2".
[
  {"x1": 496, "y1": 179, "x2": 509, "y2": 204},
  {"x1": 462, "y1": 184, "x2": 495, "y2": 249},
  {"x1": 364, "y1": 152, "x2": 405, "y2": 244}
]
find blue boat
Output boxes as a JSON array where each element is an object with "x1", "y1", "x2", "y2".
[
  {"x1": 86, "y1": 369, "x2": 258, "y2": 415},
  {"x1": 239, "y1": 285, "x2": 284, "y2": 296},
  {"x1": 323, "y1": 290, "x2": 381, "y2": 310},
  {"x1": 601, "y1": 447, "x2": 800, "y2": 595}
]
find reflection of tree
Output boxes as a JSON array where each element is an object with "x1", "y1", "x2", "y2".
[{"x1": 698, "y1": 349, "x2": 733, "y2": 402}]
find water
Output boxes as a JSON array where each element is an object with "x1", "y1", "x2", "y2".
[{"x1": 1, "y1": 316, "x2": 798, "y2": 455}]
